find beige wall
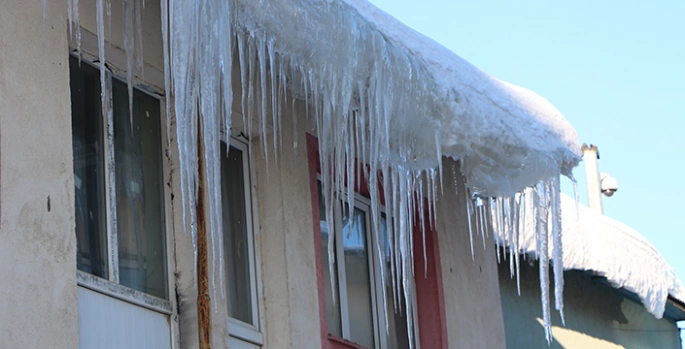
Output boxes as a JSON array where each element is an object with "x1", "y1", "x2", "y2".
[
  {"x1": 78, "y1": 0, "x2": 164, "y2": 71},
  {"x1": 253, "y1": 105, "x2": 323, "y2": 349},
  {"x1": 0, "y1": 0, "x2": 79, "y2": 348},
  {"x1": 435, "y1": 160, "x2": 508, "y2": 349},
  {"x1": 499, "y1": 261, "x2": 681, "y2": 349}
]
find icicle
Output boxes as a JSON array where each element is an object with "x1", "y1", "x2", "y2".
[
  {"x1": 42, "y1": 0, "x2": 46, "y2": 43},
  {"x1": 515, "y1": 191, "x2": 524, "y2": 296},
  {"x1": 134, "y1": 0, "x2": 144, "y2": 79},
  {"x1": 501, "y1": 198, "x2": 510, "y2": 264},
  {"x1": 493, "y1": 201, "x2": 501, "y2": 263},
  {"x1": 418, "y1": 173, "x2": 427, "y2": 277},
  {"x1": 508, "y1": 197, "x2": 516, "y2": 277},
  {"x1": 237, "y1": 31, "x2": 249, "y2": 140},
  {"x1": 246, "y1": 34, "x2": 258, "y2": 174},
  {"x1": 76, "y1": 3, "x2": 82, "y2": 60},
  {"x1": 258, "y1": 34, "x2": 269, "y2": 165},
  {"x1": 106, "y1": 0, "x2": 111, "y2": 43},
  {"x1": 435, "y1": 133, "x2": 443, "y2": 193},
  {"x1": 550, "y1": 176, "x2": 565, "y2": 325},
  {"x1": 267, "y1": 37, "x2": 278, "y2": 164},
  {"x1": 161, "y1": 0, "x2": 171, "y2": 149},
  {"x1": 123, "y1": 0, "x2": 135, "y2": 128},
  {"x1": 477, "y1": 198, "x2": 487, "y2": 251},
  {"x1": 535, "y1": 181, "x2": 553, "y2": 344},
  {"x1": 95, "y1": 0, "x2": 107, "y2": 142},
  {"x1": 464, "y1": 183, "x2": 475, "y2": 262},
  {"x1": 68, "y1": 0, "x2": 72, "y2": 40}
]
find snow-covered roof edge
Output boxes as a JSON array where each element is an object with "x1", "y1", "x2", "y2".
[
  {"x1": 236, "y1": 0, "x2": 581, "y2": 196},
  {"x1": 344, "y1": 0, "x2": 581, "y2": 196}
]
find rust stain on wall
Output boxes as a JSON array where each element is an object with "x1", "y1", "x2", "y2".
[{"x1": 196, "y1": 124, "x2": 212, "y2": 349}]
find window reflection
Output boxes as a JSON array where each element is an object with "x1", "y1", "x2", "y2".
[
  {"x1": 342, "y1": 207, "x2": 375, "y2": 349},
  {"x1": 113, "y1": 79, "x2": 167, "y2": 299}
]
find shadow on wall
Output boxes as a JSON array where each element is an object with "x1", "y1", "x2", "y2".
[{"x1": 498, "y1": 259, "x2": 680, "y2": 349}]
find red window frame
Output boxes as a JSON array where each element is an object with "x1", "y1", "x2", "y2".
[{"x1": 306, "y1": 133, "x2": 448, "y2": 349}]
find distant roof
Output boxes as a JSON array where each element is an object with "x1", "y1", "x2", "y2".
[{"x1": 514, "y1": 193, "x2": 685, "y2": 319}]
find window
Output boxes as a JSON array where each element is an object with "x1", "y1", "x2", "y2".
[
  {"x1": 221, "y1": 140, "x2": 262, "y2": 345},
  {"x1": 319, "y1": 184, "x2": 413, "y2": 349},
  {"x1": 70, "y1": 55, "x2": 168, "y2": 303}
]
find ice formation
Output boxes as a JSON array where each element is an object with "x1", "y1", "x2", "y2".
[
  {"x1": 479, "y1": 180, "x2": 566, "y2": 343},
  {"x1": 65, "y1": 0, "x2": 583, "y2": 344},
  {"x1": 495, "y1": 192, "x2": 685, "y2": 320}
]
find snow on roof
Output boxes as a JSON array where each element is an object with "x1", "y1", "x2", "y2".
[
  {"x1": 343, "y1": 0, "x2": 581, "y2": 196},
  {"x1": 513, "y1": 193, "x2": 685, "y2": 318},
  {"x1": 235, "y1": 0, "x2": 581, "y2": 196}
]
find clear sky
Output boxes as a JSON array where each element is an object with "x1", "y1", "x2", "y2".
[{"x1": 366, "y1": 0, "x2": 685, "y2": 289}]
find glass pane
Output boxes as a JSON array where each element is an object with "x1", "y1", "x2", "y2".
[
  {"x1": 222, "y1": 144, "x2": 253, "y2": 324},
  {"x1": 319, "y1": 182, "x2": 342, "y2": 337},
  {"x1": 70, "y1": 57, "x2": 108, "y2": 279},
  {"x1": 342, "y1": 207, "x2": 375, "y2": 349},
  {"x1": 380, "y1": 216, "x2": 410, "y2": 349},
  {"x1": 113, "y1": 80, "x2": 167, "y2": 299}
]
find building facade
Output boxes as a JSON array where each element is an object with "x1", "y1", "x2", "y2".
[
  {"x1": 0, "y1": 1, "x2": 507, "y2": 348},
  {"x1": 2, "y1": 1, "x2": 681, "y2": 349}
]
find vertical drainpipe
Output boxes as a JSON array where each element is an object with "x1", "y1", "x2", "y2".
[
  {"x1": 581, "y1": 143, "x2": 603, "y2": 214},
  {"x1": 197, "y1": 121, "x2": 212, "y2": 349}
]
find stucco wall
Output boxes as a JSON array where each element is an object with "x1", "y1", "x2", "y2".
[
  {"x1": 0, "y1": 0, "x2": 79, "y2": 348},
  {"x1": 77, "y1": 0, "x2": 164, "y2": 71},
  {"x1": 499, "y1": 261, "x2": 681, "y2": 349},
  {"x1": 435, "y1": 160, "x2": 508, "y2": 349},
  {"x1": 254, "y1": 106, "x2": 323, "y2": 349}
]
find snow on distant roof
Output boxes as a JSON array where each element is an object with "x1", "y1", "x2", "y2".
[{"x1": 514, "y1": 193, "x2": 685, "y2": 318}]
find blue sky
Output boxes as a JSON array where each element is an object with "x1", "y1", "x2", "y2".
[{"x1": 366, "y1": 0, "x2": 685, "y2": 287}]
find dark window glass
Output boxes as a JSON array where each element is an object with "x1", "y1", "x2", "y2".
[
  {"x1": 222, "y1": 144, "x2": 254, "y2": 324},
  {"x1": 70, "y1": 57, "x2": 108, "y2": 279},
  {"x1": 70, "y1": 56, "x2": 167, "y2": 299},
  {"x1": 113, "y1": 79, "x2": 167, "y2": 299},
  {"x1": 342, "y1": 206, "x2": 375, "y2": 348}
]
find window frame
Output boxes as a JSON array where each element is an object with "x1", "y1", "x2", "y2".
[
  {"x1": 307, "y1": 133, "x2": 448, "y2": 349},
  {"x1": 221, "y1": 135, "x2": 264, "y2": 346},
  {"x1": 326, "y1": 191, "x2": 416, "y2": 349},
  {"x1": 70, "y1": 51, "x2": 173, "y2": 315}
]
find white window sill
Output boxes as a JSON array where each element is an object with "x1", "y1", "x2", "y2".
[
  {"x1": 228, "y1": 317, "x2": 263, "y2": 345},
  {"x1": 77, "y1": 271, "x2": 172, "y2": 315}
]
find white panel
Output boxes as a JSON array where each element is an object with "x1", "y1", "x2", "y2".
[
  {"x1": 229, "y1": 336, "x2": 260, "y2": 349},
  {"x1": 78, "y1": 286, "x2": 171, "y2": 349}
]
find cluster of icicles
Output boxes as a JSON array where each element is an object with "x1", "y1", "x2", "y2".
[{"x1": 61, "y1": 0, "x2": 570, "y2": 345}]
